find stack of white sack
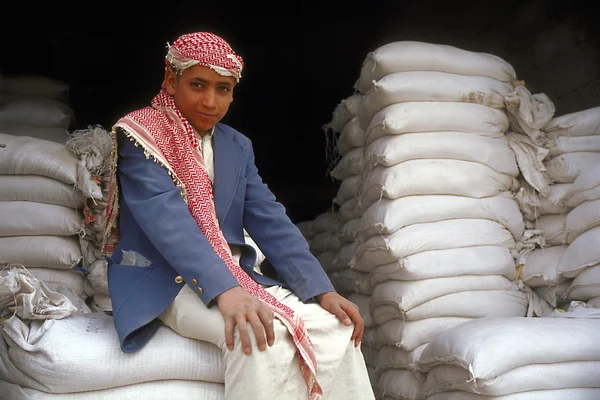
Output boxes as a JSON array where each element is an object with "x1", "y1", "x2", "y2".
[
  {"x1": 304, "y1": 210, "x2": 375, "y2": 299},
  {"x1": 0, "y1": 130, "x2": 104, "y2": 313},
  {"x1": 0, "y1": 266, "x2": 225, "y2": 399},
  {"x1": 412, "y1": 311, "x2": 600, "y2": 399},
  {"x1": 349, "y1": 41, "x2": 544, "y2": 400},
  {"x1": 322, "y1": 91, "x2": 381, "y2": 378},
  {"x1": 0, "y1": 74, "x2": 73, "y2": 144},
  {"x1": 512, "y1": 106, "x2": 600, "y2": 310}
]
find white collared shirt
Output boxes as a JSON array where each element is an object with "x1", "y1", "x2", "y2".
[{"x1": 195, "y1": 128, "x2": 249, "y2": 266}]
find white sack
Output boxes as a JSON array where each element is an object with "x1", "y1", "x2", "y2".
[
  {"x1": 376, "y1": 368, "x2": 423, "y2": 400},
  {"x1": 338, "y1": 198, "x2": 361, "y2": 224},
  {"x1": 374, "y1": 317, "x2": 473, "y2": 351},
  {"x1": 416, "y1": 316, "x2": 600, "y2": 378},
  {"x1": 0, "y1": 175, "x2": 85, "y2": 208},
  {"x1": 365, "y1": 101, "x2": 509, "y2": 145},
  {"x1": 326, "y1": 93, "x2": 363, "y2": 133},
  {"x1": 0, "y1": 267, "x2": 77, "y2": 321},
  {"x1": 365, "y1": 131, "x2": 518, "y2": 176},
  {"x1": 333, "y1": 174, "x2": 361, "y2": 205},
  {"x1": 0, "y1": 97, "x2": 73, "y2": 129},
  {"x1": 359, "y1": 194, "x2": 524, "y2": 241},
  {"x1": 371, "y1": 275, "x2": 518, "y2": 313},
  {"x1": 295, "y1": 220, "x2": 315, "y2": 239},
  {"x1": 515, "y1": 182, "x2": 574, "y2": 220},
  {"x1": 520, "y1": 245, "x2": 568, "y2": 287},
  {"x1": 25, "y1": 267, "x2": 89, "y2": 313},
  {"x1": 339, "y1": 218, "x2": 361, "y2": 241},
  {"x1": 588, "y1": 296, "x2": 600, "y2": 308},
  {"x1": 558, "y1": 226, "x2": 600, "y2": 278},
  {"x1": 0, "y1": 201, "x2": 83, "y2": 237},
  {"x1": 533, "y1": 281, "x2": 570, "y2": 308},
  {"x1": 547, "y1": 135, "x2": 600, "y2": 156},
  {"x1": 0, "y1": 133, "x2": 78, "y2": 183},
  {"x1": 309, "y1": 231, "x2": 342, "y2": 253},
  {"x1": 423, "y1": 361, "x2": 600, "y2": 397},
  {"x1": 504, "y1": 85, "x2": 555, "y2": 144},
  {"x1": 333, "y1": 241, "x2": 359, "y2": 270},
  {"x1": 355, "y1": 41, "x2": 516, "y2": 94},
  {"x1": 360, "y1": 159, "x2": 516, "y2": 209},
  {"x1": 550, "y1": 300, "x2": 600, "y2": 318},
  {"x1": 543, "y1": 105, "x2": 600, "y2": 138},
  {"x1": 316, "y1": 251, "x2": 337, "y2": 272},
  {"x1": 506, "y1": 132, "x2": 551, "y2": 197},
  {"x1": 527, "y1": 213, "x2": 567, "y2": 245},
  {"x1": 545, "y1": 151, "x2": 600, "y2": 183},
  {"x1": 89, "y1": 293, "x2": 112, "y2": 312},
  {"x1": 427, "y1": 388, "x2": 600, "y2": 400},
  {"x1": 328, "y1": 269, "x2": 373, "y2": 295},
  {"x1": 347, "y1": 293, "x2": 375, "y2": 328},
  {"x1": 337, "y1": 117, "x2": 365, "y2": 155},
  {"x1": 0, "y1": 133, "x2": 101, "y2": 199},
  {"x1": 354, "y1": 219, "x2": 515, "y2": 273},
  {"x1": 0, "y1": 236, "x2": 82, "y2": 269},
  {"x1": 0, "y1": 379, "x2": 224, "y2": 400},
  {"x1": 87, "y1": 259, "x2": 108, "y2": 295},
  {"x1": 0, "y1": 124, "x2": 69, "y2": 144},
  {"x1": 376, "y1": 344, "x2": 427, "y2": 371},
  {"x1": 564, "y1": 164, "x2": 600, "y2": 208},
  {"x1": 0, "y1": 312, "x2": 224, "y2": 393},
  {"x1": 369, "y1": 246, "x2": 516, "y2": 283},
  {"x1": 0, "y1": 75, "x2": 69, "y2": 98},
  {"x1": 565, "y1": 198, "x2": 600, "y2": 243},
  {"x1": 330, "y1": 147, "x2": 364, "y2": 181},
  {"x1": 358, "y1": 71, "x2": 513, "y2": 128},
  {"x1": 25, "y1": 267, "x2": 86, "y2": 298},
  {"x1": 311, "y1": 211, "x2": 341, "y2": 233},
  {"x1": 567, "y1": 265, "x2": 600, "y2": 300},
  {"x1": 400, "y1": 290, "x2": 528, "y2": 321}
]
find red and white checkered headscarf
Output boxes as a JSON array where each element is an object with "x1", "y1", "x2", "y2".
[
  {"x1": 104, "y1": 32, "x2": 322, "y2": 399},
  {"x1": 166, "y1": 32, "x2": 244, "y2": 81}
]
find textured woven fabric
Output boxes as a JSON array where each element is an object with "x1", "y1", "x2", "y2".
[{"x1": 166, "y1": 32, "x2": 244, "y2": 81}]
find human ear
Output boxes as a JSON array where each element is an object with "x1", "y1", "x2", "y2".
[{"x1": 164, "y1": 67, "x2": 177, "y2": 95}]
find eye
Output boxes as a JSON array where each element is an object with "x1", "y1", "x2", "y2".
[
  {"x1": 218, "y1": 86, "x2": 231, "y2": 92},
  {"x1": 191, "y1": 82, "x2": 203, "y2": 88}
]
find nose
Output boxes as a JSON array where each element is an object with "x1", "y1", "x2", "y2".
[{"x1": 201, "y1": 90, "x2": 216, "y2": 109}]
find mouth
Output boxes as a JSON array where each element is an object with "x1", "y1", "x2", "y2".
[{"x1": 197, "y1": 112, "x2": 217, "y2": 120}]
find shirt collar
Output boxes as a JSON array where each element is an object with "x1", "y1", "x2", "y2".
[{"x1": 194, "y1": 126, "x2": 215, "y2": 140}]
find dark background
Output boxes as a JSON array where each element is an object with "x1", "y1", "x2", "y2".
[{"x1": 1, "y1": 1, "x2": 597, "y2": 223}]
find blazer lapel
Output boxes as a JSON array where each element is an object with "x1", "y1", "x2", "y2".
[{"x1": 213, "y1": 127, "x2": 244, "y2": 223}]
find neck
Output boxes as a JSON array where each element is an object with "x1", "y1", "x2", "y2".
[{"x1": 195, "y1": 128, "x2": 212, "y2": 138}]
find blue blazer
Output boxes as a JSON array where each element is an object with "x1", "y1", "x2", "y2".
[{"x1": 106, "y1": 123, "x2": 335, "y2": 353}]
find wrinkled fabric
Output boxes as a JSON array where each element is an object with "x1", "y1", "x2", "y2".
[{"x1": 0, "y1": 265, "x2": 76, "y2": 320}]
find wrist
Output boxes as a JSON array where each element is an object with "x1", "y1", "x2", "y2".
[{"x1": 316, "y1": 291, "x2": 336, "y2": 303}]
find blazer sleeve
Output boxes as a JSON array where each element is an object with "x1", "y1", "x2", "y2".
[
  {"x1": 241, "y1": 139, "x2": 336, "y2": 302},
  {"x1": 116, "y1": 132, "x2": 239, "y2": 305}
]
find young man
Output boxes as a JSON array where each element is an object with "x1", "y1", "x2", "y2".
[{"x1": 102, "y1": 32, "x2": 375, "y2": 400}]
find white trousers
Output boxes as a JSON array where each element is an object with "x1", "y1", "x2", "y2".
[{"x1": 159, "y1": 285, "x2": 375, "y2": 400}]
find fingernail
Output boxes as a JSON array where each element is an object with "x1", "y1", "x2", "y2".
[
  {"x1": 259, "y1": 345, "x2": 266, "y2": 351},
  {"x1": 244, "y1": 348, "x2": 251, "y2": 355},
  {"x1": 268, "y1": 340, "x2": 274, "y2": 346}
]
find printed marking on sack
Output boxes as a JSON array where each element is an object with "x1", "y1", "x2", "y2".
[{"x1": 86, "y1": 317, "x2": 110, "y2": 333}]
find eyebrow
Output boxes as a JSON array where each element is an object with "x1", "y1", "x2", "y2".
[{"x1": 190, "y1": 76, "x2": 234, "y2": 86}]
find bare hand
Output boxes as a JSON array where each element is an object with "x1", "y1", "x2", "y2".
[
  {"x1": 317, "y1": 291, "x2": 364, "y2": 347},
  {"x1": 216, "y1": 286, "x2": 275, "y2": 355}
]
